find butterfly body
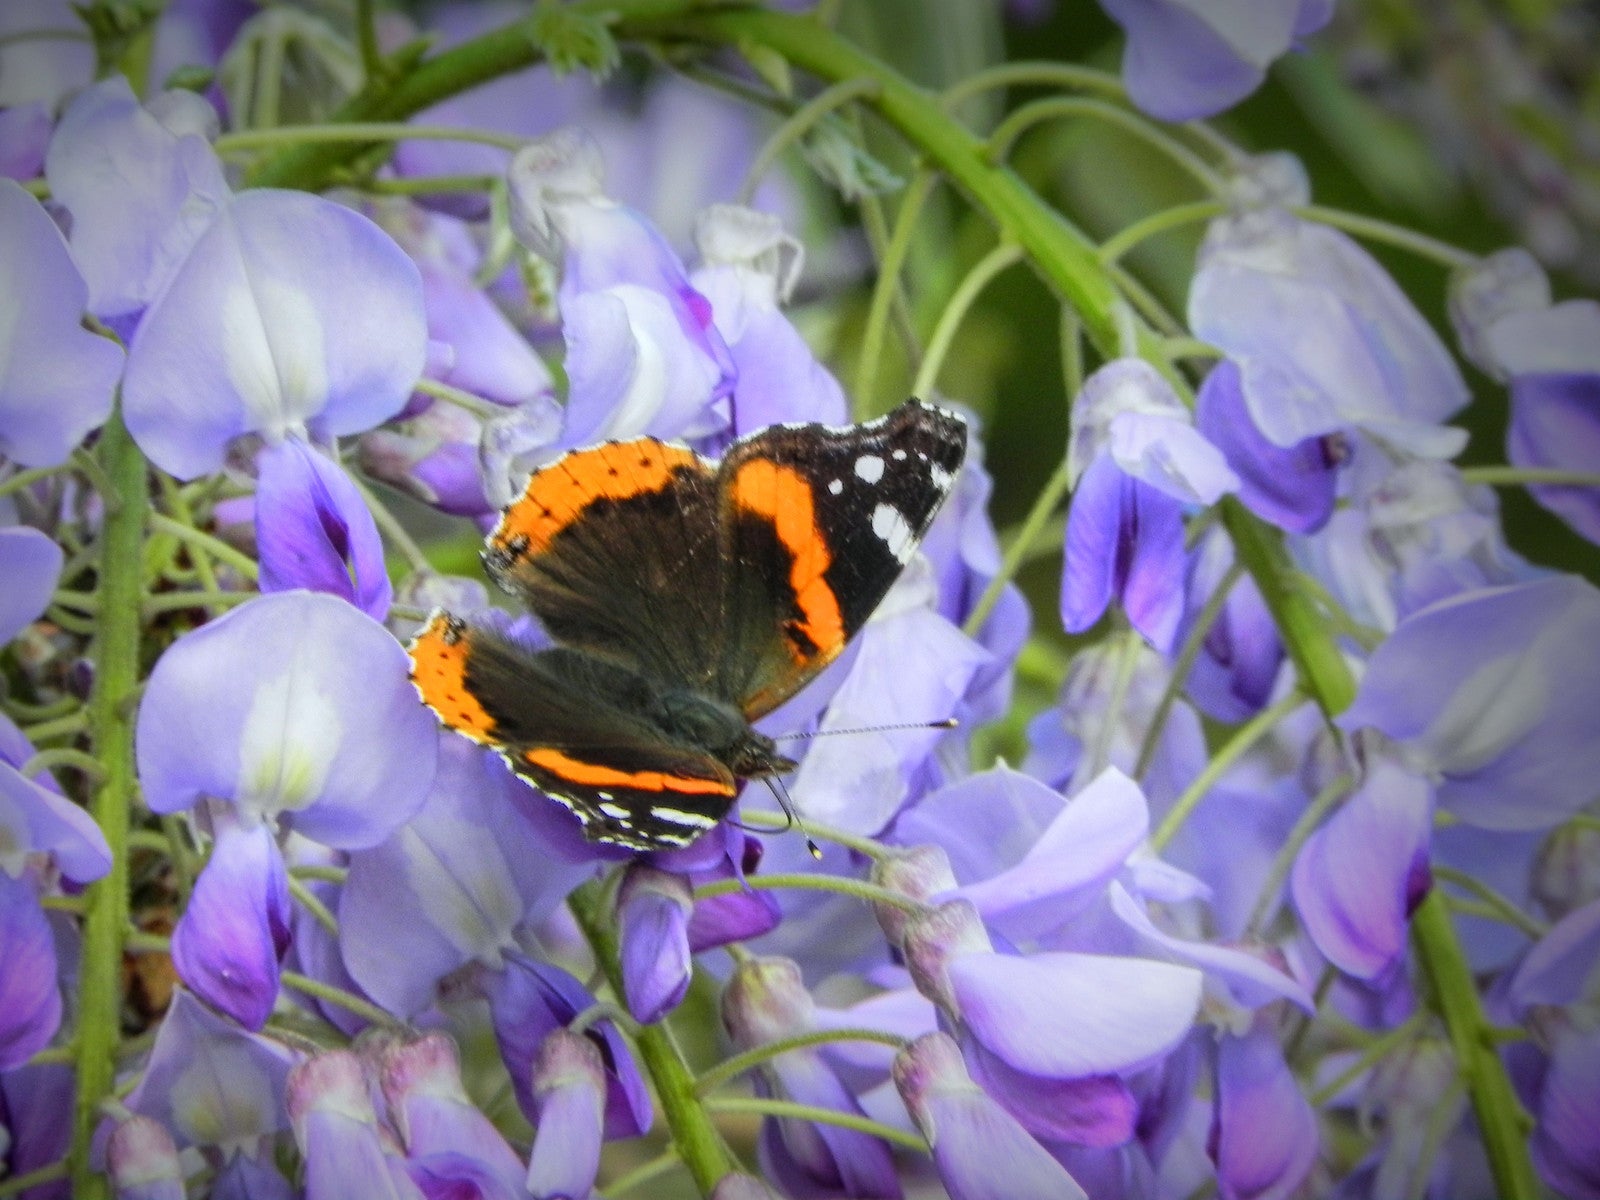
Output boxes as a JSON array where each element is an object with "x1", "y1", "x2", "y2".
[{"x1": 407, "y1": 399, "x2": 967, "y2": 850}]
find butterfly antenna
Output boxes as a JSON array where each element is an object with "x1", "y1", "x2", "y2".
[
  {"x1": 727, "y1": 775, "x2": 822, "y2": 859},
  {"x1": 774, "y1": 716, "x2": 959, "y2": 741}
]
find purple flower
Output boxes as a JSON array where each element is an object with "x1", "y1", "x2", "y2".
[
  {"x1": 376, "y1": 1032, "x2": 525, "y2": 1199},
  {"x1": 1, "y1": 710, "x2": 112, "y2": 884},
  {"x1": 1451, "y1": 248, "x2": 1600, "y2": 544},
  {"x1": 722, "y1": 956, "x2": 904, "y2": 1199},
  {"x1": 617, "y1": 864, "x2": 694, "y2": 1024},
  {"x1": 1060, "y1": 360, "x2": 1236, "y2": 651},
  {"x1": 1189, "y1": 182, "x2": 1470, "y2": 457},
  {"x1": 105, "y1": 1115, "x2": 185, "y2": 1200},
  {"x1": 1196, "y1": 359, "x2": 1341, "y2": 534},
  {"x1": 481, "y1": 952, "x2": 652, "y2": 1139},
  {"x1": 507, "y1": 128, "x2": 734, "y2": 447},
  {"x1": 1098, "y1": 0, "x2": 1333, "y2": 120},
  {"x1": 0, "y1": 179, "x2": 124, "y2": 466},
  {"x1": 690, "y1": 204, "x2": 848, "y2": 435},
  {"x1": 1338, "y1": 576, "x2": 1600, "y2": 831},
  {"x1": 894, "y1": 1031, "x2": 1089, "y2": 1200},
  {"x1": 1291, "y1": 741, "x2": 1433, "y2": 979},
  {"x1": 0, "y1": 526, "x2": 61, "y2": 645},
  {"x1": 254, "y1": 438, "x2": 392, "y2": 620},
  {"x1": 1180, "y1": 527, "x2": 1285, "y2": 722},
  {"x1": 0, "y1": 871, "x2": 60, "y2": 1069},
  {"x1": 43, "y1": 77, "x2": 229, "y2": 327},
  {"x1": 122, "y1": 989, "x2": 297, "y2": 1149},
  {"x1": 1209, "y1": 1016, "x2": 1319, "y2": 1200},
  {"x1": 340, "y1": 737, "x2": 595, "y2": 1020},
  {"x1": 902, "y1": 899, "x2": 1202, "y2": 1146},
  {"x1": 0, "y1": 1061, "x2": 74, "y2": 1200},
  {"x1": 525, "y1": 1029, "x2": 607, "y2": 1200},
  {"x1": 288, "y1": 1051, "x2": 426, "y2": 1200},
  {"x1": 120, "y1": 188, "x2": 427, "y2": 479},
  {"x1": 0, "y1": 103, "x2": 51, "y2": 180},
  {"x1": 0, "y1": 1, "x2": 95, "y2": 110}
]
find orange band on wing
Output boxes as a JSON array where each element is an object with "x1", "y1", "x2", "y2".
[
  {"x1": 730, "y1": 460, "x2": 846, "y2": 661},
  {"x1": 407, "y1": 612, "x2": 497, "y2": 743},
  {"x1": 488, "y1": 441, "x2": 702, "y2": 560},
  {"x1": 522, "y1": 748, "x2": 734, "y2": 797}
]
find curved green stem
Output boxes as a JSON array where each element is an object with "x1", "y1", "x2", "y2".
[
  {"x1": 940, "y1": 60, "x2": 1124, "y2": 114},
  {"x1": 738, "y1": 75, "x2": 881, "y2": 203},
  {"x1": 692, "y1": 872, "x2": 925, "y2": 915},
  {"x1": 72, "y1": 408, "x2": 148, "y2": 1199},
  {"x1": 853, "y1": 168, "x2": 939, "y2": 413},
  {"x1": 700, "y1": 1096, "x2": 926, "y2": 1153},
  {"x1": 910, "y1": 241, "x2": 1023, "y2": 399},
  {"x1": 986, "y1": 96, "x2": 1223, "y2": 195},
  {"x1": 1245, "y1": 773, "x2": 1353, "y2": 937},
  {"x1": 279, "y1": 970, "x2": 404, "y2": 1029},
  {"x1": 1460, "y1": 466, "x2": 1600, "y2": 489},
  {"x1": 1297, "y1": 204, "x2": 1476, "y2": 270},
  {"x1": 1098, "y1": 199, "x2": 1227, "y2": 265},
  {"x1": 220, "y1": 121, "x2": 524, "y2": 158},
  {"x1": 695, "y1": 1028, "x2": 908, "y2": 1096},
  {"x1": 568, "y1": 878, "x2": 733, "y2": 1196}
]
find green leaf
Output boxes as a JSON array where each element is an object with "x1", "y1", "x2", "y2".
[{"x1": 527, "y1": 7, "x2": 620, "y2": 80}]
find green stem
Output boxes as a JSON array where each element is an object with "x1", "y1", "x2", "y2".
[
  {"x1": 1245, "y1": 773, "x2": 1353, "y2": 937},
  {"x1": 220, "y1": 121, "x2": 524, "y2": 158},
  {"x1": 910, "y1": 241, "x2": 1023, "y2": 399},
  {"x1": 691, "y1": 872, "x2": 924, "y2": 914},
  {"x1": 72, "y1": 408, "x2": 148, "y2": 1199},
  {"x1": 568, "y1": 879, "x2": 733, "y2": 1196},
  {"x1": 1307, "y1": 1012, "x2": 1427, "y2": 1107},
  {"x1": 605, "y1": 1151, "x2": 685, "y2": 1197},
  {"x1": 853, "y1": 168, "x2": 939, "y2": 413},
  {"x1": 1297, "y1": 205, "x2": 1476, "y2": 270},
  {"x1": 1410, "y1": 892, "x2": 1540, "y2": 1199},
  {"x1": 147, "y1": 512, "x2": 260, "y2": 581},
  {"x1": 964, "y1": 453, "x2": 1070, "y2": 638},
  {"x1": 701, "y1": 1096, "x2": 925, "y2": 1153},
  {"x1": 0, "y1": 1162, "x2": 71, "y2": 1198},
  {"x1": 1459, "y1": 466, "x2": 1600, "y2": 489},
  {"x1": 1098, "y1": 199, "x2": 1227, "y2": 264},
  {"x1": 986, "y1": 96, "x2": 1223, "y2": 195},
  {"x1": 1150, "y1": 690, "x2": 1308, "y2": 852},
  {"x1": 1434, "y1": 866, "x2": 1548, "y2": 940},
  {"x1": 0, "y1": 463, "x2": 71, "y2": 498},
  {"x1": 939, "y1": 61, "x2": 1125, "y2": 114},
  {"x1": 694, "y1": 1028, "x2": 908, "y2": 1096},
  {"x1": 279, "y1": 970, "x2": 403, "y2": 1028}
]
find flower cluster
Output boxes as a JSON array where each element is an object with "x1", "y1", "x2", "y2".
[{"x1": 2, "y1": 2, "x2": 1598, "y2": 1200}]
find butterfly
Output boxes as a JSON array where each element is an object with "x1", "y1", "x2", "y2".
[{"x1": 406, "y1": 398, "x2": 967, "y2": 850}]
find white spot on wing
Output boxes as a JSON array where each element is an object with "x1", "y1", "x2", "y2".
[
  {"x1": 651, "y1": 806, "x2": 716, "y2": 828},
  {"x1": 828, "y1": 478, "x2": 844, "y2": 495},
  {"x1": 854, "y1": 455, "x2": 885, "y2": 483},
  {"x1": 871, "y1": 503, "x2": 917, "y2": 563},
  {"x1": 599, "y1": 802, "x2": 629, "y2": 819},
  {"x1": 892, "y1": 448, "x2": 908, "y2": 461},
  {"x1": 929, "y1": 463, "x2": 954, "y2": 491}
]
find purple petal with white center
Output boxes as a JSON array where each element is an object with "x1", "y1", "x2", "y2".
[
  {"x1": 0, "y1": 103, "x2": 51, "y2": 180},
  {"x1": 0, "y1": 748, "x2": 111, "y2": 883},
  {"x1": 106, "y1": 1115, "x2": 185, "y2": 1200},
  {"x1": 377, "y1": 1033, "x2": 524, "y2": 1188},
  {"x1": 341, "y1": 738, "x2": 594, "y2": 1018},
  {"x1": 42, "y1": 77, "x2": 230, "y2": 322},
  {"x1": 1189, "y1": 209, "x2": 1470, "y2": 454},
  {"x1": 948, "y1": 769, "x2": 1149, "y2": 943},
  {"x1": 0, "y1": 526, "x2": 62, "y2": 645},
  {"x1": 1338, "y1": 576, "x2": 1600, "y2": 830},
  {"x1": 526, "y1": 1030, "x2": 606, "y2": 1200},
  {"x1": 961, "y1": 1038, "x2": 1138, "y2": 1147},
  {"x1": 1508, "y1": 372, "x2": 1600, "y2": 545},
  {"x1": 1196, "y1": 359, "x2": 1339, "y2": 533},
  {"x1": 0, "y1": 871, "x2": 60, "y2": 1069},
  {"x1": 1290, "y1": 751, "x2": 1433, "y2": 979},
  {"x1": 123, "y1": 989, "x2": 296, "y2": 1150},
  {"x1": 617, "y1": 866, "x2": 693, "y2": 1024},
  {"x1": 1508, "y1": 898, "x2": 1600, "y2": 1013},
  {"x1": 136, "y1": 591, "x2": 437, "y2": 843},
  {"x1": 121, "y1": 189, "x2": 427, "y2": 479},
  {"x1": 895, "y1": 1031, "x2": 1089, "y2": 1200},
  {"x1": 0, "y1": 1, "x2": 94, "y2": 109},
  {"x1": 254, "y1": 438, "x2": 392, "y2": 620},
  {"x1": 482, "y1": 952, "x2": 651, "y2": 1138},
  {"x1": 560, "y1": 285, "x2": 727, "y2": 446},
  {"x1": 894, "y1": 764, "x2": 1069, "y2": 890},
  {"x1": 1210, "y1": 1018, "x2": 1318, "y2": 1200},
  {"x1": 1107, "y1": 883, "x2": 1313, "y2": 1011},
  {"x1": 1100, "y1": 0, "x2": 1313, "y2": 120},
  {"x1": 289, "y1": 1052, "x2": 426, "y2": 1200},
  {"x1": 1530, "y1": 1023, "x2": 1600, "y2": 1200},
  {"x1": 170, "y1": 818, "x2": 291, "y2": 1031},
  {"x1": 0, "y1": 180, "x2": 124, "y2": 466},
  {"x1": 792, "y1": 606, "x2": 989, "y2": 834},
  {"x1": 950, "y1": 949, "x2": 1202, "y2": 1077}
]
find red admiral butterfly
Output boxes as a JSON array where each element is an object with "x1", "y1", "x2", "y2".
[{"x1": 407, "y1": 398, "x2": 968, "y2": 850}]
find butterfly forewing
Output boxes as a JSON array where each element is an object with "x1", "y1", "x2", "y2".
[{"x1": 714, "y1": 400, "x2": 968, "y2": 718}]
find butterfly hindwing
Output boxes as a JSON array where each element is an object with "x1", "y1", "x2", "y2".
[
  {"x1": 714, "y1": 400, "x2": 968, "y2": 718},
  {"x1": 407, "y1": 613, "x2": 737, "y2": 849}
]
